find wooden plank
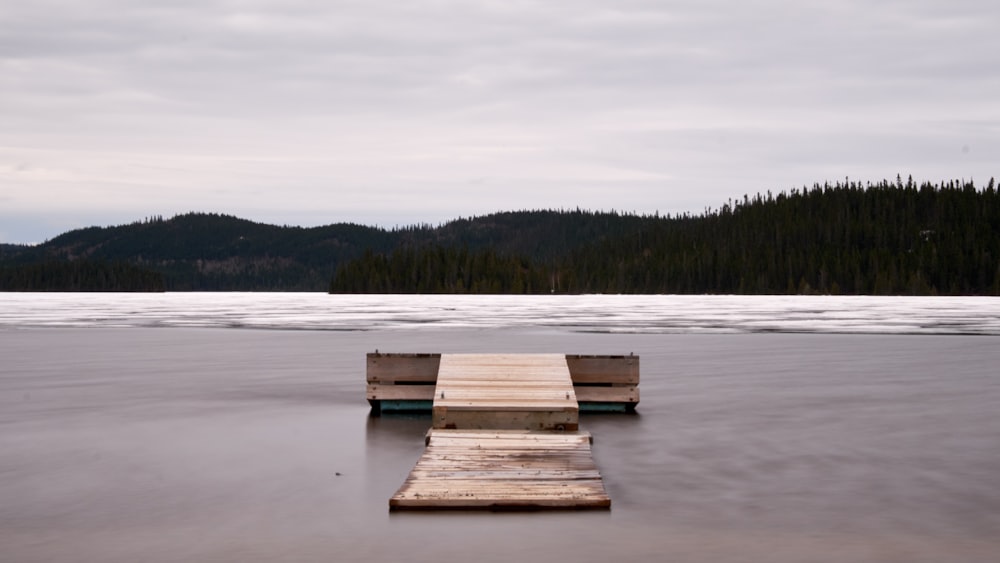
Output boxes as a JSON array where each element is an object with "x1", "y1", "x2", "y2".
[
  {"x1": 433, "y1": 410, "x2": 577, "y2": 431},
  {"x1": 573, "y1": 385, "x2": 639, "y2": 404},
  {"x1": 565, "y1": 354, "x2": 640, "y2": 385},
  {"x1": 366, "y1": 353, "x2": 440, "y2": 384},
  {"x1": 390, "y1": 429, "x2": 610, "y2": 510},
  {"x1": 366, "y1": 384, "x2": 436, "y2": 401},
  {"x1": 432, "y1": 354, "x2": 578, "y2": 431}
]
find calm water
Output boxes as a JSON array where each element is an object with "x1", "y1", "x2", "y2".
[{"x1": 1, "y1": 295, "x2": 999, "y2": 562}]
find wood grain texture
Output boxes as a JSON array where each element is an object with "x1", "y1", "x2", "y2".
[
  {"x1": 382, "y1": 354, "x2": 623, "y2": 510},
  {"x1": 565, "y1": 354, "x2": 640, "y2": 385},
  {"x1": 432, "y1": 354, "x2": 578, "y2": 431},
  {"x1": 366, "y1": 384, "x2": 436, "y2": 401},
  {"x1": 574, "y1": 385, "x2": 639, "y2": 404},
  {"x1": 366, "y1": 353, "x2": 440, "y2": 410},
  {"x1": 367, "y1": 353, "x2": 640, "y2": 411},
  {"x1": 366, "y1": 353, "x2": 441, "y2": 383},
  {"x1": 390, "y1": 429, "x2": 611, "y2": 510}
]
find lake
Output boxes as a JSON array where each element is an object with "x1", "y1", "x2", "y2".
[{"x1": 1, "y1": 294, "x2": 998, "y2": 562}]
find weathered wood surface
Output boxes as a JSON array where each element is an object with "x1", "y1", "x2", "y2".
[
  {"x1": 390, "y1": 429, "x2": 610, "y2": 510},
  {"x1": 574, "y1": 385, "x2": 638, "y2": 404},
  {"x1": 366, "y1": 384, "x2": 436, "y2": 401},
  {"x1": 366, "y1": 352, "x2": 440, "y2": 384},
  {"x1": 432, "y1": 354, "x2": 578, "y2": 431},
  {"x1": 367, "y1": 352, "x2": 639, "y2": 413},
  {"x1": 565, "y1": 354, "x2": 640, "y2": 385},
  {"x1": 366, "y1": 353, "x2": 439, "y2": 411}
]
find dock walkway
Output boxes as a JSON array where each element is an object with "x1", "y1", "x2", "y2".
[
  {"x1": 387, "y1": 353, "x2": 615, "y2": 510},
  {"x1": 367, "y1": 352, "x2": 639, "y2": 413},
  {"x1": 390, "y1": 429, "x2": 610, "y2": 510},
  {"x1": 433, "y1": 353, "x2": 579, "y2": 431}
]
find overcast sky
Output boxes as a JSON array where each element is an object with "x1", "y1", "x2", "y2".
[{"x1": 1, "y1": 0, "x2": 997, "y2": 243}]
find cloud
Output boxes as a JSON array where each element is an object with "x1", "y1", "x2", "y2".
[{"x1": 1, "y1": 0, "x2": 997, "y2": 242}]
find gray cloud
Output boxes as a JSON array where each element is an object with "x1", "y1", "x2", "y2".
[{"x1": 1, "y1": 0, "x2": 997, "y2": 242}]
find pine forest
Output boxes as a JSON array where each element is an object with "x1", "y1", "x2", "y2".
[{"x1": 2, "y1": 177, "x2": 998, "y2": 295}]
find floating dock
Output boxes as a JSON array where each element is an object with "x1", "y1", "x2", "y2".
[
  {"x1": 373, "y1": 353, "x2": 637, "y2": 510},
  {"x1": 390, "y1": 429, "x2": 610, "y2": 510},
  {"x1": 367, "y1": 352, "x2": 638, "y2": 413},
  {"x1": 433, "y1": 353, "x2": 579, "y2": 431}
]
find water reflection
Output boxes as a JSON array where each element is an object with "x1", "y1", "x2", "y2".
[
  {"x1": 364, "y1": 412, "x2": 431, "y2": 446},
  {"x1": 363, "y1": 412, "x2": 432, "y2": 508}
]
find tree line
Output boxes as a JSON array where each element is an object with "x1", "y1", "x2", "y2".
[
  {"x1": 3, "y1": 178, "x2": 997, "y2": 293},
  {"x1": 330, "y1": 247, "x2": 552, "y2": 293},
  {"x1": 0, "y1": 260, "x2": 165, "y2": 292},
  {"x1": 330, "y1": 178, "x2": 1000, "y2": 295}
]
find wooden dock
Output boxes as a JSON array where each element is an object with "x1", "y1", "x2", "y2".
[
  {"x1": 382, "y1": 353, "x2": 624, "y2": 510},
  {"x1": 367, "y1": 352, "x2": 638, "y2": 413},
  {"x1": 390, "y1": 429, "x2": 610, "y2": 510},
  {"x1": 433, "y1": 353, "x2": 579, "y2": 431}
]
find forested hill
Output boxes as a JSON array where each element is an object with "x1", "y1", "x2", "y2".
[
  {"x1": 564, "y1": 178, "x2": 1000, "y2": 295},
  {"x1": 1, "y1": 213, "x2": 395, "y2": 290},
  {"x1": 2, "y1": 178, "x2": 998, "y2": 293},
  {"x1": 330, "y1": 178, "x2": 1000, "y2": 295},
  {"x1": 0, "y1": 210, "x2": 650, "y2": 291}
]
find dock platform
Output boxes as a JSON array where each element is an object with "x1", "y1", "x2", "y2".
[
  {"x1": 390, "y1": 429, "x2": 610, "y2": 510},
  {"x1": 433, "y1": 353, "x2": 578, "y2": 431},
  {"x1": 381, "y1": 353, "x2": 628, "y2": 510},
  {"x1": 367, "y1": 352, "x2": 638, "y2": 413}
]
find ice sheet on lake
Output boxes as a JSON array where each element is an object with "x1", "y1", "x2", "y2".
[{"x1": 1, "y1": 293, "x2": 998, "y2": 335}]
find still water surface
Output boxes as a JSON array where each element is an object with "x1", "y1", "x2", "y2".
[{"x1": 1, "y1": 296, "x2": 999, "y2": 562}]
